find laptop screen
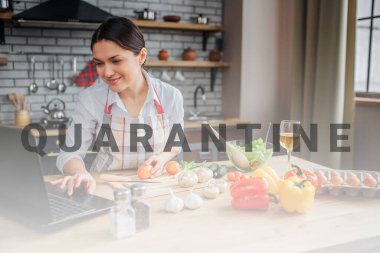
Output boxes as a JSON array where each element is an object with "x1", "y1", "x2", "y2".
[{"x1": 0, "y1": 126, "x2": 51, "y2": 223}]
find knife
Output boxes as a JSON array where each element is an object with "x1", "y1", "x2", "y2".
[{"x1": 99, "y1": 174, "x2": 161, "y2": 183}]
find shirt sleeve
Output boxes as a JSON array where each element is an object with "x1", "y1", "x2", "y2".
[{"x1": 56, "y1": 91, "x2": 98, "y2": 173}]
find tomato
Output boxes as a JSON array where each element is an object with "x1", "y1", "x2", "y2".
[
  {"x1": 165, "y1": 161, "x2": 181, "y2": 175},
  {"x1": 137, "y1": 163, "x2": 153, "y2": 179},
  {"x1": 284, "y1": 165, "x2": 318, "y2": 188},
  {"x1": 227, "y1": 171, "x2": 242, "y2": 182}
]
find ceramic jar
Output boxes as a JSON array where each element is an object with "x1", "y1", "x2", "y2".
[
  {"x1": 182, "y1": 47, "x2": 197, "y2": 61},
  {"x1": 208, "y1": 48, "x2": 221, "y2": 62},
  {"x1": 158, "y1": 49, "x2": 169, "y2": 61}
]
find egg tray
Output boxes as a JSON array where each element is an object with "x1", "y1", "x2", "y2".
[{"x1": 314, "y1": 169, "x2": 380, "y2": 198}]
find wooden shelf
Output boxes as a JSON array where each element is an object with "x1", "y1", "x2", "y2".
[
  {"x1": 0, "y1": 57, "x2": 7, "y2": 65},
  {"x1": 145, "y1": 60, "x2": 230, "y2": 68},
  {"x1": 133, "y1": 20, "x2": 224, "y2": 32},
  {"x1": 1, "y1": 13, "x2": 224, "y2": 50}
]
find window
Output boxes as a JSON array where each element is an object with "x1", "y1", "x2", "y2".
[{"x1": 355, "y1": 0, "x2": 380, "y2": 96}]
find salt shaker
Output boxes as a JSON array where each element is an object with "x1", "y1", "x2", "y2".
[
  {"x1": 110, "y1": 188, "x2": 136, "y2": 239},
  {"x1": 131, "y1": 184, "x2": 151, "y2": 231}
]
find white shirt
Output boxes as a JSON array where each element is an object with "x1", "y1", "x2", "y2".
[{"x1": 56, "y1": 70, "x2": 184, "y2": 173}]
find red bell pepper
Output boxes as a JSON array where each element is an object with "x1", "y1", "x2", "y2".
[
  {"x1": 284, "y1": 164, "x2": 318, "y2": 188},
  {"x1": 230, "y1": 177, "x2": 277, "y2": 210},
  {"x1": 232, "y1": 194, "x2": 270, "y2": 210}
]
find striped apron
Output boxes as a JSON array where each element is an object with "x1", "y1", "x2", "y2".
[{"x1": 90, "y1": 87, "x2": 169, "y2": 172}]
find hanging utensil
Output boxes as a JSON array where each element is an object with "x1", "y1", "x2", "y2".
[
  {"x1": 46, "y1": 56, "x2": 59, "y2": 90},
  {"x1": 57, "y1": 59, "x2": 66, "y2": 93},
  {"x1": 72, "y1": 57, "x2": 77, "y2": 85},
  {"x1": 28, "y1": 57, "x2": 38, "y2": 94}
]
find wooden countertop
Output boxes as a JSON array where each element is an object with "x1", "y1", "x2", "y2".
[
  {"x1": 1, "y1": 117, "x2": 250, "y2": 137},
  {"x1": 1, "y1": 156, "x2": 380, "y2": 253}
]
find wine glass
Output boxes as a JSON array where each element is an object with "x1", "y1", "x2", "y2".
[{"x1": 280, "y1": 120, "x2": 301, "y2": 168}]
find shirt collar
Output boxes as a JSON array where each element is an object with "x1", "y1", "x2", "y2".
[{"x1": 106, "y1": 69, "x2": 155, "y2": 110}]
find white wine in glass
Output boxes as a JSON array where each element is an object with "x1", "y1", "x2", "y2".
[{"x1": 280, "y1": 120, "x2": 301, "y2": 168}]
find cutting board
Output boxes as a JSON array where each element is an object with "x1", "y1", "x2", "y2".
[{"x1": 98, "y1": 173, "x2": 224, "y2": 198}]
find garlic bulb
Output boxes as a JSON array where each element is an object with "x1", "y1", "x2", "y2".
[
  {"x1": 202, "y1": 181, "x2": 220, "y2": 199},
  {"x1": 184, "y1": 189, "x2": 203, "y2": 210},
  {"x1": 178, "y1": 170, "x2": 198, "y2": 188},
  {"x1": 194, "y1": 166, "x2": 213, "y2": 183},
  {"x1": 164, "y1": 189, "x2": 184, "y2": 213},
  {"x1": 213, "y1": 179, "x2": 228, "y2": 194}
]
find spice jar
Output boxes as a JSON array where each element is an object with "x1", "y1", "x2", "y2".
[
  {"x1": 131, "y1": 184, "x2": 150, "y2": 231},
  {"x1": 110, "y1": 188, "x2": 136, "y2": 239},
  {"x1": 208, "y1": 48, "x2": 221, "y2": 62},
  {"x1": 182, "y1": 47, "x2": 197, "y2": 61},
  {"x1": 158, "y1": 49, "x2": 169, "y2": 61}
]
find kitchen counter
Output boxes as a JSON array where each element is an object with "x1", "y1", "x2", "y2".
[
  {"x1": 0, "y1": 117, "x2": 250, "y2": 137},
  {"x1": 1, "y1": 156, "x2": 380, "y2": 253}
]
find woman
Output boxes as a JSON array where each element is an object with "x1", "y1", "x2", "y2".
[{"x1": 53, "y1": 17, "x2": 184, "y2": 195}]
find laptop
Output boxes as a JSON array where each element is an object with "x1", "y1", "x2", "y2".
[{"x1": 0, "y1": 125, "x2": 114, "y2": 231}]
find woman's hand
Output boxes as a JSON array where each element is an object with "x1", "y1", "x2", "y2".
[
  {"x1": 50, "y1": 171, "x2": 96, "y2": 196},
  {"x1": 144, "y1": 149, "x2": 180, "y2": 178},
  {"x1": 143, "y1": 154, "x2": 166, "y2": 178}
]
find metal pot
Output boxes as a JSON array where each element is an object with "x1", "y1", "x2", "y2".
[
  {"x1": 134, "y1": 8, "x2": 156, "y2": 20},
  {"x1": 41, "y1": 98, "x2": 66, "y2": 121}
]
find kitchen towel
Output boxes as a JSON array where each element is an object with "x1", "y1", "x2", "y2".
[{"x1": 74, "y1": 60, "x2": 98, "y2": 87}]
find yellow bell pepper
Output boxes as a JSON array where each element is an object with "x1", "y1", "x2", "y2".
[
  {"x1": 279, "y1": 176, "x2": 315, "y2": 214},
  {"x1": 252, "y1": 166, "x2": 280, "y2": 194}
]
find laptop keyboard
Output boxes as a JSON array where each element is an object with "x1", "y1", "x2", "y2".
[{"x1": 48, "y1": 193, "x2": 96, "y2": 221}]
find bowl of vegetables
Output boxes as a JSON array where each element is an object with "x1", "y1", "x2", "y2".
[{"x1": 226, "y1": 138, "x2": 273, "y2": 172}]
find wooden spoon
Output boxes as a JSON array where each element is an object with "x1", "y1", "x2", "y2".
[{"x1": 7, "y1": 93, "x2": 19, "y2": 109}]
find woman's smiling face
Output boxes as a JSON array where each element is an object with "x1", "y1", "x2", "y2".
[{"x1": 92, "y1": 39, "x2": 144, "y2": 93}]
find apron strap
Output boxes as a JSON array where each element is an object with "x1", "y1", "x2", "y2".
[
  {"x1": 152, "y1": 86, "x2": 164, "y2": 114},
  {"x1": 104, "y1": 88, "x2": 113, "y2": 114}
]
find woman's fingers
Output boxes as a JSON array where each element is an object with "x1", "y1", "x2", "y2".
[
  {"x1": 74, "y1": 174, "x2": 83, "y2": 188},
  {"x1": 151, "y1": 161, "x2": 164, "y2": 178},
  {"x1": 49, "y1": 173, "x2": 96, "y2": 196},
  {"x1": 66, "y1": 177, "x2": 76, "y2": 196},
  {"x1": 49, "y1": 178, "x2": 63, "y2": 185},
  {"x1": 86, "y1": 179, "x2": 96, "y2": 194},
  {"x1": 59, "y1": 176, "x2": 71, "y2": 189}
]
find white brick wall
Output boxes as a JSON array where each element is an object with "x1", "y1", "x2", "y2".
[{"x1": 0, "y1": 0, "x2": 224, "y2": 124}]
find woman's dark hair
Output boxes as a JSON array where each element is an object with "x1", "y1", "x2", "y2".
[{"x1": 91, "y1": 17, "x2": 145, "y2": 55}]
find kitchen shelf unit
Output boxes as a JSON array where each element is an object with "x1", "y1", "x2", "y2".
[
  {"x1": 0, "y1": 12, "x2": 223, "y2": 50},
  {"x1": 145, "y1": 60, "x2": 229, "y2": 68},
  {"x1": 145, "y1": 60, "x2": 230, "y2": 92},
  {"x1": 0, "y1": 13, "x2": 229, "y2": 90}
]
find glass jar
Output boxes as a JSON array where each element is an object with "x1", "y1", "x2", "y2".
[
  {"x1": 131, "y1": 184, "x2": 151, "y2": 231},
  {"x1": 110, "y1": 188, "x2": 136, "y2": 239}
]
